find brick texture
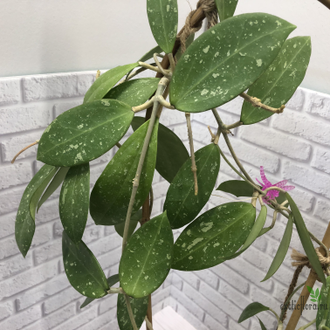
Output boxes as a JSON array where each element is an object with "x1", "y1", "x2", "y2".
[{"x1": 1, "y1": 72, "x2": 330, "y2": 330}]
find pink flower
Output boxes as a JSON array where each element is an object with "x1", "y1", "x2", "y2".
[{"x1": 256, "y1": 166, "x2": 295, "y2": 204}]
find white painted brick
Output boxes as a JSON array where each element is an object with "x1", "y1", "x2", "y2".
[
  {"x1": 0, "y1": 212, "x2": 16, "y2": 239},
  {"x1": 272, "y1": 110, "x2": 330, "y2": 147},
  {"x1": 177, "y1": 304, "x2": 210, "y2": 330},
  {"x1": 171, "y1": 273, "x2": 183, "y2": 290},
  {"x1": 0, "y1": 106, "x2": 52, "y2": 134},
  {"x1": 97, "y1": 248, "x2": 121, "y2": 271},
  {"x1": 204, "y1": 314, "x2": 227, "y2": 330},
  {"x1": 228, "y1": 318, "x2": 249, "y2": 330},
  {"x1": 89, "y1": 234, "x2": 122, "y2": 257},
  {"x1": 29, "y1": 303, "x2": 76, "y2": 330},
  {"x1": 35, "y1": 199, "x2": 60, "y2": 224},
  {"x1": 23, "y1": 72, "x2": 95, "y2": 102},
  {"x1": 311, "y1": 146, "x2": 330, "y2": 175},
  {"x1": 314, "y1": 198, "x2": 330, "y2": 222},
  {"x1": 283, "y1": 161, "x2": 330, "y2": 199},
  {"x1": 53, "y1": 100, "x2": 83, "y2": 117},
  {"x1": 153, "y1": 286, "x2": 171, "y2": 306},
  {"x1": 1, "y1": 130, "x2": 42, "y2": 162},
  {"x1": 172, "y1": 122, "x2": 191, "y2": 142},
  {"x1": 0, "y1": 260, "x2": 57, "y2": 299},
  {"x1": 194, "y1": 268, "x2": 219, "y2": 290},
  {"x1": 152, "y1": 179, "x2": 170, "y2": 200},
  {"x1": 289, "y1": 188, "x2": 315, "y2": 213},
  {"x1": 183, "y1": 282, "x2": 228, "y2": 324},
  {"x1": 0, "y1": 77, "x2": 21, "y2": 105},
  {"x1": 33, "y1": 238, "x2": 61, "y2": 265},
  {"x1": 0, "y1": 301, "x2": 14, "y2": 321},
  {"x1": 174, "y1": 270, "x2": 200, "y2": 290},
  {"x1": 199, "y1": 281, "x2": 243, "y2": 321},
  {"x1": 170, "y1": 286, "x2": 205, "y2": 321},
  {"x1": 0, "y1": 236, "x2": 20, "y2": 259},
  {"x1": 98, "y1": 293, "x2": 117, "y2": 315},
  {"x1": 286, "y1": 88, "x2": 305, "y2": 112},
  {"x1": 240, "y1": 124, "x2": 311, "y2": 161},
  {"x1": 0, "y1": 252, "x2": 33, "y2": 280},
  {"x1": 0, "y1": 186, "x2": 25, "y2": 216},
  {"x1": 52, "y1": 305, "x2": 98, "y2": 330},
  {"x1": 16, "y1": 273, "x2": 70, "y2": 311},
  {"x1": 219, "y1": 281, "x2": 251, "y2": 311},
  {"x1": 212, "y1": 263, "x2": 249, "y2": 294},
  {"x1": 305, "y1": 89, "x2": 330, "y2": 120},
  {"x1": 0, "y1": 162, "x2": 32, "y2": 190},
  {"x1": 0, "y1": 304, "x2": 41, "y2": 330},
  {"x1": 218, "y1": 96, "x2": 244, "y2": 116},
  {"x1": 219, "y1": 137, "x2": 280, "y2": 173},
  {"x1": 225, "y1": 257, "x2": 273, "y2": 292},
  {"x1": 242, "y1": 246, "x2": 273, "y2": 274},
  {"x1": 43, "y1": 285, "x2": 81, "y2": 315},
  {"x1": 160, "y1": 108, "x2": 186, "y2": 127}
]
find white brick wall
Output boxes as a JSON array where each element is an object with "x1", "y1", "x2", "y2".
[{"x1": 1, "y1": 71, "x2": 330, "y2": 329}]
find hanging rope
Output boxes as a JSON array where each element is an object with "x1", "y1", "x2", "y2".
[{"x1": 179, "y1": 0, "x2": 218, "y2": 53}]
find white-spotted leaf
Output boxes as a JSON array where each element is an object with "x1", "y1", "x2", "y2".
[
  {"x1": 215, "y1": 0, "x2": 239, "y2": 22},
  {"x1": 62, "y1": 231, "x2": 109, "y2": 298},
  {"x1": 172, "y1": 202, "x2": 256, "y2": 271},
  {"x1": 60, "y1": 164, "x2": 90, "y2": 243},
  {"x1": 15, "y1": 165, "x2": 58, "y2": 257},
  {"x1": 119, "y1": 212, "x2": 173, "y2": 298},
  {"x1": 170, "y1": 13, "x2": 296, "y2": 112},
  {"x1": 37, "y1": 99, "x2": 134, "y2": 167}
]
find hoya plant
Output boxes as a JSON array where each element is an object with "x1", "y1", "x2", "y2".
[{"x1": 11, "y1": 0, "x2": 330, "y2": 329}]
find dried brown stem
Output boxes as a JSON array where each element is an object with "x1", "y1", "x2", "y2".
[
  {"x1": 240, "y1": 92, "x2": 285, "y2": 114},
  {"x1": 11, "y1": 140, "x2": 39, "y2": 164}
]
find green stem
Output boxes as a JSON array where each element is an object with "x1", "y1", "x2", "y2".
[
  {"x1": 297, "y1": 318, "x2": 316, "y2": 330},
  {"x1": 122, "y1": 77, "x2": 169, "y2": 252},
  {"x1": 124, "y1": 294, "x2": 139, "y2": 330}
]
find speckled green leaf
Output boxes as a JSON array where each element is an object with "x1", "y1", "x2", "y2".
[
  {"x1": 115, "y1": 210, "x2": 142, "y2": 239},
  {"x1": 262, "y1": 215, "x2": 293, "y2": 281},
  {"x1": 164, "y1": 144, "x2": 220, "y2": 229},
  {"x1": 170, "y1": 13, "x2": 296, "y2": 112},
  {"x1": 37, "y1": 167, "x2": 69, "y2": 211},
  {"x1": 90, "y1": 120, "x2": 158, "y2": 225},
  {"x1": 316, "y1": 276, "x2": 330, "y2": 328},
  {"x1": 131, "y1": 117, "x2": 189, "y2": 183},
  {"x1": 62, "y1": 231, "x2": 109, "y2": 298},
  {"x1": 119, "y1": 212, "x2": 173, "y2": 298},
  {"x1": 147, "y1": 0, "x2": 178, "y2": 54},
  {"x1": 80, "y1": 274, "x2": 119, "y2": 309},
  {"x1": 238, "y1": 302, "x2": 270, "y2": 323},
  {"x1": 15, "y1": 165, "x2": 58, "y2": 257},
  {"x1": 117, "y1": 294, "x2": 148, "y2": 330},
  {"x1": 60, "y1": 164, "x2": 90, "y2": 243},
  {"x1": 172, "y1": 202, "x2": 256, "y2": 271},
  {"x1": 217, "y1": 180, "x2": 254, "y2": 197},
  {"x1": 241, "y1": 36, "x2": 311, "y2": 125},
  {"x1": 226, "y1": 205, "x2": 267, "y2": 260},
  {"x1": 37, "y1": 99, "x2": 134, "y2": 167},
  {"x1": 215, "y1": 0, "x2": 238, "y2": 21},
  {"x1": 104, "y1": 78, "x2": 160, "y2": 107},
  {"x1": 287, "y1": 193, "x2": 326, "y2": 285},
  {"x1": 84, "y1": 63, "x2": 138, "y2": 103}
]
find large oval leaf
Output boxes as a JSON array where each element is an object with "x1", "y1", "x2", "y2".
[
  {"x1": 15, "y1": 165, "x2": 58, "y2": 257},
  {"x1": 119, "y1": 212, "x2": 173, "y2": 298},
  {"x1": 104, "y1": 78, "x2": 160, "y2": 107},
  {"x1": 286, "y1": 193, "x2": 326, "y2": 285},
  {"x1": 170, "y1": 13, "x2": 296, "y2": 112},
  {"x1": 262, "y1": 215, "x2": 293, "y2": 281},
  {"x1": 238, "y1": 302, "x2": 270, "y2": 323},
  {"x1": 316, "y1": 276, "x2": 330, "y2": 328},
  {"x1": 217, "y1": 180, "x2": 254, "y2": 197},
  {"x1": 59, "y1": 164, "x2": 90, "y2": 243},
  {"x1": 164, "y1": 144, "x2": 220, "y2": 229},
  {"x1": 215, "y1": 0, "x2": 239, "y2": 22},
  {"x1": 115, "y1": 209, "x2": 142, "y2": 239},
  {"x1": 90, "y1": 120, "x2": 158, "y2": 225},
  {"x1": 37, "y1": 167, "x2": 69, "y2": 211},
  {"x1": 117, "y1": 294, "x2": 149, "y2": 330},
  {"x1": 172, "y1": 202, "x2": 256, "y2": 271},
  {"x1": 147, "y1": 0, "x2": 178, "y2": 54},
  {"x1": 84, "y1": 63, "x2": 138, "y2": 103},
  {"x1": 37, "y1": 99, "x2": 134, "y2": 167},
  {"x1": 131, "y1": 117, "x2": 189, "y2": 183},
  {"x1": 241, "y1": 36, "x2": 311, "y2": 125},
  {"x1": 80, "y1": 274, "x2": 119, "y2": 309},
  {"x1": 62, "y1": 231, "x2": 109, "y2": 298}
]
